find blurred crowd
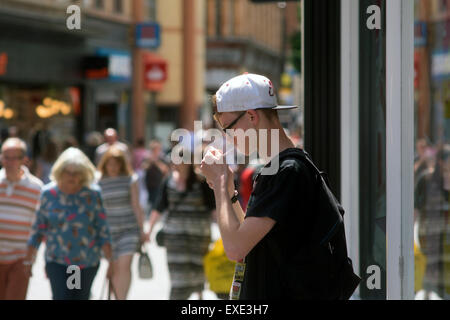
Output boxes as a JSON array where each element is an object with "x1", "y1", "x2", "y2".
[
  {"x1": 0, "y1": 125, "x2": 302, "y2": 300},
  {"x1": 413, "y1": 138, "x2": 450, "y2": 299}
]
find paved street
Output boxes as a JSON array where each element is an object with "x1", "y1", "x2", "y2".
[{"x1": 26, "y1": 222, "x2": 221, "y2": 300}]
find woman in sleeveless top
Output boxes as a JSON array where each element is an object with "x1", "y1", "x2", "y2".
[
  {"x1": 98, "y1": 146, "x2": 146, "y2": 299},
  {"x1": 148, "y1": 150, "x2": 216, "y2": 300}
]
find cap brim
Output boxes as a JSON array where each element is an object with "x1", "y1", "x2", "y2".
[{"x1": 272, "y1": 105, "x2": 299, "y2": 110}]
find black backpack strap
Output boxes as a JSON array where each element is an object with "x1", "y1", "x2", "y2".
[
  {"x1": 280, "y1": 149, "x2": 336, "y2": 198},
  {"x1": 278, "y1": 149, "x2": 334, "y2": 192},
  {"x1": 279, "y1": 149, "x2": 345, "y2": 241}
]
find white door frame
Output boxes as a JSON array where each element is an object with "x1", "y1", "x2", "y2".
[
  {"x1": 340, "y1": 0, "x2": 360, "y2": 298},
  {"x1": 386, "y1": 0, "x2": 415, "y2": 300}
]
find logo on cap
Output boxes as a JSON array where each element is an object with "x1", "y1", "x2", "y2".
[{"x1": 268, "y1": 80, "x2": 275, "y2": 97}]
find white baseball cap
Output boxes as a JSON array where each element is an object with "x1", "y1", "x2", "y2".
[{"x1": 215, "y1": 73, "x2": 298, "y2": 113}]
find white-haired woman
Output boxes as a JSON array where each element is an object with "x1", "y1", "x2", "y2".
[{"x1": 25, "y1": 147, "x2": 113, "y2": 300}]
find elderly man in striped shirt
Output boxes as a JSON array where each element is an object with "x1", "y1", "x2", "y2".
[{"x1": 0, "y1": 138, "x2": 43, "y2": 300}]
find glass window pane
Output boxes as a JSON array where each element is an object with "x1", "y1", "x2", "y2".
[{"x1": 359, "y1": 0, "x2": 387, "y2": 300}]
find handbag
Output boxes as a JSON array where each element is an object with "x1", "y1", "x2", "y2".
[
  {"x1": 137, "y1": 245, "x2": 153, "y2": 279},
  {"x1": 155, "y1": 227, "x2": 166, "y2": 247}
]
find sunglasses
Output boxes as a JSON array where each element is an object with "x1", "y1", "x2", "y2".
[
  {"x1": 213, "y1": 111, "x2": 247, "y2": 136},
  {"x1": 2, "y1": 155, "x2": 24, "y2": 161}
]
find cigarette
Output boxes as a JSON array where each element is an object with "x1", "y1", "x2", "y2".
[
  {"x1": 204, "y1": 146, "x2": 234, "y2": 164},
  {"x1": 205, "y1": 145, "x2": 233, "y2": 157}
]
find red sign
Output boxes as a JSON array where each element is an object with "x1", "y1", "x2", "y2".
[
  {"x1": 143, "y1": 52, "x2": 167, "y2": 92},
  {"x1": 0, "y1": 53, "x2": 8, "y2": 76}
]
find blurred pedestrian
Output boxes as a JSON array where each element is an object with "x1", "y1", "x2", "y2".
[
  {"x1": 414, "y1": 144, "x2": 450, "y2": 298},
  {"x1": 131, "y1": 138, "x2": 151, "y2": 214},
  {"x1": 97, "y1": 146, "x2": 146, "y2": 300},
  {"x1": 148, "y1": 149, "x2": 215, "y2": 300},
  {"x1": 132, "y1": 138, "x2": 150, "y2": 171},
  {"x1": 143, "y1": 139, "x2": 169, "y2": 214},
  {"x1": 25, "y1": 147, "x2": 113, "y2": 300},
  {"x1": 62, "y1": 136, "x2": 79, "y2": 151},
  {"x1": 8, "y1": 126, "x2": 19, "y2": 138},
  {"x1": 95, "y1": 128, "x2": 130, "y2": 165},
  {"x1": 415, "y1": 138, "x2": 433, "y2": 187},
  {"x1": 30, "y1": 123, "x2": 51, "y2": 160},
  {"x1": 84, "y1": 131, "x2": 104, "y2": 164},
  {"x1": 238, "y1": 160, "x2": 265, "y2": 211},
  {"x1": 0, "y1": 138, "x2": 43, "y2": 300},
  {"x1": 35, "y1": 138, "x2": 58, "y2": 185}
]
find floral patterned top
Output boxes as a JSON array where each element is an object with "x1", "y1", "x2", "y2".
[{"x1": 28, "y1": 183, "x2": 112, "y2": 268}]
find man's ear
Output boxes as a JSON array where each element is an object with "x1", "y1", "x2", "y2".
[{"x1": 247, "y1": 110, "x2": 259, "y2": 126}]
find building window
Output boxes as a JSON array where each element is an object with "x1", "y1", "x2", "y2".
[
  {"x1": 147, "y1": 0, "x2": 157, "y2": 20},
  {"x1": 95, "y1": 0, "x2": 104, "y2": 10},
  {"x1": 215, "y1": 0, "x2": 222, "y2": 37},
  {"x1": 229, "y1": 0, "x2": 235, "y2": 36},
  {"x1": 113, "y1": 0, "x2": 123, "y2": 14}
]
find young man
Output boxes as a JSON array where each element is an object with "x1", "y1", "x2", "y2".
[
  {"x1": 201, "y1": 73, "x2": 317, "y2": 299},
  {"x1": 0, "y1": 138, "x2": 43, "y2": 300}
]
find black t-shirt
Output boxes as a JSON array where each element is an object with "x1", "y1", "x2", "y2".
[
  {"x1": 145, "y1": 157, "x2": 168, "y2": 191},
  {"x1": 240, "y1": 148, "x2": 315, "y2": 300}
]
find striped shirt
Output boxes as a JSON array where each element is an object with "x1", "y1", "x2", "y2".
[
  {"x1": 0, "y1": 166, "x2": 43, "y2": 264},
  {"x1": 98, "y1": 174, "x2": 139, "y2": 233},
  {"x1": 155, "y1": 176, "x2": 216, "y2": 299}
]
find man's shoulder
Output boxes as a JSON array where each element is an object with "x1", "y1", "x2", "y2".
[
  {"x1": 95, "y1": 143, "x2": 108, "y2": 153},
  {"x1": 25, "y1": 173, "x2": 44, "y2": 190},
  {"x1": 266, "y1": 153, "x2": 313, "y2": 181},
  {"x1": 117, "y1": 141, "x2": 129, "y2": 148}
]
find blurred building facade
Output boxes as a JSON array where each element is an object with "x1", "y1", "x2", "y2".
[
  {"x1": 205, "y1": 0, "x2": 284, "y2": 92},
  {"x1": 0, "y1": 0, "x2": 300, "y2": 152},
  {"x1": 142, "y1": 0, "x2": 206, "y2": 146},
  {"x1": 204, "y1": 0, "x2": 300, "y2": 130},
  {"x1": 0, "y1": 0, "x2": 135, "y2": 157}
]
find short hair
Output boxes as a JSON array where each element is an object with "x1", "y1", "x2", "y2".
[
  {"x1": 50, "y1": 147, "x2": 97, "y2": 187},
  {"x1": 1, "y1": 138, "x2": 27, "y2": 157},
  {"x1": 104, "y1": 128, "x2": 118, "y2": 137},
  {"x1": 97, "y1": 145, "x2": 133, "y2": 178},
  {"x1": 211, "y1": 94, "x2": 278, "y2": 121}
]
